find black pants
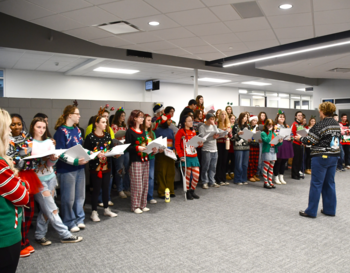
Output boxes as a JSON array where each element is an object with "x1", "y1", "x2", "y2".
[
  {"x1": 305, "y1": 147, "x2": 311, "y2": 170},
  {"x1": 91, "y1": 172, "x2": 110, "y2": 211},
  {"x1": 226, "y1": 152, "x2": 235, "y2": 173},
  {"x1": 215, "y1": 142, "x2": 228, "y2": 182},
  {"x1": 0, "y1": 241, "x2": 21, "y2": 273},
  {"x1": 292, "y1": 143, "x2": 303, "y2": 178},
  {"x1": 273, "y1": 158, "x2": 288, "y2": 176},
  {"x1": 343, "y1": 145, "x2": 350, "y2": 166}
]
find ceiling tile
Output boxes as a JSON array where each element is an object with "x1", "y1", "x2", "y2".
[
  {"x1": 128, "y1": 14, "x2": 180, "y2": 31},
  {"x1": 313, "y1": 0, "x2": 350, "y2": 11},
  {"x1": 31, "y1": 14, "x2": 85, "y2": 31},
  {"x1": 194, "y1": 52, "x2": 226, "y2": 61},
  {"x1": 183, "y1": 45, "x2": 218, "y2": 54},
  {"x1": 274, "y1": 26, "x2": 314, "y2": 40},
  {"x1": 201, "y1": 33, "x2": 241, "y2": 45},
  {"x1": 258, "y1": 0, "x2": 312, "y2": 16},
  {"x1": 90, "y1": 36, "x2": 132, "y2": 47},
  {"x1": 99, "y1": 0, "x2": 160, "y2": 20},
  {"x1": 144, "y1": 0, "x2": 205, "y2": 13},
  {"x1": 209, "y1": 5, "x2": 241, "y2": 21},
  {"x1": 26, "y1": 0, "x2": 92, "y2": 13},
  {"x1": 267, "y1": 13, "x2": 312, "y2": 28},
  {"x1": 0, "y1": 48, "x2": 25, "y2": 68},
  {"x1": 213, "y1": 42, "x2": 248, "y2": 51},
  {"x1": 225, "y1": 17, "x2": 271, "y2": 32},
  {"x1": 314, "y1": 9, "x2": 350, "y2": 25},
  {"x1": 200, "y1": 0, "x2": 252, "y2": 7},
  {"x1": 222, "y1": 50, "x2": 249, "y2": 57},
  {"x1": 315, "y1": 22, "x2": 350, "y2": 37},
  {"x1": 168, "y1": 37, "x2": 207, "y2": 47},
  {"x1": 0, "y1": 0, "x2": 53, "y2": 21},
  {"x1": 85, "y1": 0, "x2": 117, "y2": 4},
  {"x1": 137, "y1": 41, "x2": 177, "y2": 51},
  {"x1": 118, "y1": 32, "x2": 163, "y2": 44},
  {"x1": 166, "y1": 8, "x2": 220, "y2": 26},
  {"x1": 61, "y1": 6, "x2": 120, "y2": 26},
  {"x1": 64, "y1": 27, "x2": 112, "y2": 40},
  {"x1": 21, "y1": 51, "x2": 54, "y2": 61},
  {"x1": 186, "y1": 22, "x2": 231, "y2": 36},
  {"x1": 156, "y1": 48, "x2": 191, "y2": 56},
  {"x1": 279, "y1": 37, "x2": 309, "y2": 44},
  {"x1": 244, "y1": 39, "x2": 280, "y2": 50},
  {"x1": 150, "y1": 27, "x2": 195, "y2": 40},
  {"x1": 236, "y1": 29, "x2": 276, "y2": 42}
]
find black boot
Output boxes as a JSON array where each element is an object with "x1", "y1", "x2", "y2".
[
  {"x1": 186, "y1": 191, "x2": 193, "y2": 200},
  {"x1": 190, "y1": 190, "x2": 200, "y2": 199}
]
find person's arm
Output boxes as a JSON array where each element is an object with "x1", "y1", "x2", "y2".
[
  {"x1": 85, "y1": 124, "x2": 92, "y2": 139},
  {"x1": 291, "y1": 122, "x2": 297, "y2": 137},
  {"x1": 109, "y1": 127, "x2": 115, "y2": 139},
  {"x1": 0, "y1": 160, "x2": 29, "y2": 206},
  {"x1": 55, "y1": 129, "x2": 84, "y2": 166},
  {"x1": 261, "y1": 131, "x2": 272, "y2": 144},
  {"x1": 125, "y1": 130, "x2": 138, "y2": 154},
  {"x1": 300, "y1": 125, "x2": 320, "y2": 146}
]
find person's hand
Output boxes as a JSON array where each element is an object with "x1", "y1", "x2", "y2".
[
  {"x1": 294, "y1": 134, "x2": 301, "y2": 141},
  {"x1": 152, "y1": 147, "x2": 158, "y2": 154},
  {"x1": 51, "y1": 138, "x2": 56, "y2": 146},
  {"x1": 159, "y1": 149, "x2": 164, "y2": 153},
  {"x1": 279, "y1": 138, "x2": 283, "y2": 143},
  {"x1": 49, "y1": 154, "x2": 58, "y2": 161},
  {"x1": 138, "y1": 146, "x2": 146, "y2": 152},
  {"x1": 98, "y1": 152, "x2": 106, "y2": 159},
  {"x1": 247, "y1": 139, "x2": 252, "y2": 142},
  {"x1": 238, "y1": 131, "x2": 244, "y2": 135},
  {"x1": 213, "y1": 134, "x2": 220, "y2": 139},
  {"x1": 268, "y1": 127, "x2": 273, "y2": 131},
  {"x1": 78, "y1": 158, "x2": 88, "y2": 165},
  {"x1": 226, "y1": 128, "x2": 232, "y2": 133},
  {"x1": 198, "y1": 141, "x2": 203, "y2": 146}
]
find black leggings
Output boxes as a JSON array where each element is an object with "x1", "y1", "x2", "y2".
[
  {"x1": 215, "y1": 142, "x2": 228, "y2": 182},
  {"x1": 226, "y1": 152, "x2": 235, "y2": 173},
  {"x1": 292, "y1": 143, "x2": 303, "y2": 178},
  {"x1": 273, "y1": 158, "x2": 288, "y2": 176},
  {"x1": 91, "y1": 172, "x2": 110, "y2": 211},
  {"x1": 0, "y1": 241, "x2": 20, "y2": 273},
  {"x1": 305, "y1": 147, "x2": 311, "y2": 170}
]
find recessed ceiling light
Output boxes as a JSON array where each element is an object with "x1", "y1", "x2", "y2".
[
  {"x1": 242, "y1": 81, "x2": 271, "y2": 86},
  {"x1": 239, "y1": 89, "x2": 248, "y2": 93},
  {"x1": 279, "y1": 4, "x2": 292, "y2": 9},
  {"x1": 93, "y1": 67, "x2": 139, "y2": 74},
  {"x1": 149, "y1": 21, "x2": 160, "y2": 26},
  {"x1": 198, "y1": 78, "x2": 231, "y2": 83},
  {"x1": 296, "y1": 88, "x2": 306, "y2": 91}
]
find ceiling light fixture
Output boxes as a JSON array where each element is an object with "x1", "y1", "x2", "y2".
[
  {"x1": 149, "y1": 21, "x2": 160, "y2": 26},
  {"x1": 296, "y1": 88, "x2": 306, "y2": 91},
  {"x1": 242, "y1": 81, "x2": 271, "y2": 86},
  {"x1": 252, "y1": 96, "x2": 264, "y2": 99},
  {"x1": 198, "y1": 78, "x2": 231, "y2": 83},
  {"x1": 239, "y1": 89, "x2": 248, "y2": 93},
  {"x1": 223, "y1": 40, "x2": 350, "y2": 67},
  {"x1": 291, "y1": 96, "x2": 301, "y2": 99},
  {"x1": 93, "y1": 67, "x2": 139, "y2": 74},
  {"x1": 279, "y1": 4, "x2": 292, "y2": 9}
]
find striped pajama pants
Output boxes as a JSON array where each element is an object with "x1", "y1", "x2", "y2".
[
  {"x1": 129, "y1": 161, "x2": 149, "y2": 212},
  {"x1": 263, "y1": 161, "x2": 275, "y2": 186},
  {"x1": 183, "y1": 167, "x2": 200, "y2": 190}
]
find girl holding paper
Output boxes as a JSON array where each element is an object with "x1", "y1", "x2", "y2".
[
  {"x1": 30, "y1": 117, "x2": 83, "y2": 244},
  {"x1": 261, "y1": 119, "x2": 283, "y2": 189},
  {"x1": 226, "y1": 114, "x2": 236, "y2": 180},
  {"x1": 247, "y1": 115, "x2": 261, "y2": 182},
  {"x1": 84, "y1": 111, "x2": 118, "y2": 222}
]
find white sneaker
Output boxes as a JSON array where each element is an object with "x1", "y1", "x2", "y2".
[
  {"x1": 243, "y1": 182, "x2": 248, "y2": 185},
  {"x1": 104, "y1": 208, "x2": 118, "y2": 218},
  {"x1": 210, "y1": 183, "x2": 220, "y2": 188},
  {"x1": 346, "y1": 165, "x2": 350, "y2": 169},
  {"x1": 142, "y1": 207, "x2": 150, "y2": 212},
  {"x1": 237, "y1": 183, "x2": 243, "y2": 185},
  {"x1": 119, "y1": 191, "x2": 127, "y2": 199},
  {"x1": 225, "y1": 182, "x2": 230, "y2": 185},
  {"x1": 77, "y1": 223, "x2": 85, "y2": 229},
  {"x1": 108, "y1": 201, "x2": 114, "y2": 206},
  {"x1": 279, "y1": 175, "x2": 287, "y2": 184},
  {"x1": 98, "y1": 203, "x2": 103, "y2": 207},
  {"x1": 149, "y1": 199, "x2": 157, "y2": 204},
  {"x1": 134, "y1": 208, "x2": 143, "y2": 214},
  {"x1": 202, "y1": 183, "x2": 209, "y2": 189},
  {"x1": 124, "y1": 191, "x2": 131, "y2": 197},
  {"x1": 219, "y1": 182, "x2": 226, "y2": 186},
  {"x1": 273, "y1": 175, "x2": 282, "y2": 185},
  {"x1": 70, "y1": 226, "x2": 80, "y2": 233},
  {"x1": 90, "y1": 210, "x2": 100, "y2": 222}
]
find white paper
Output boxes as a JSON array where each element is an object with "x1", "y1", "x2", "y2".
[
  {"x1": 252, "y1": 131, "x2": 261, "y2": 141},
  {"x1": 217, "y1": 129, "x2": 228, "y2": 138},
  {"x1": 25, "y1": 149, "x2": 67, "y2": 160},
  {"x1": 64, "y1": 144, "x2": 92, "y2": 161},
  {"x1": 270, "y1": 135, "x2": 284, "y2": 145},
  {"x1": 114, "y1": 130, "x2": 126, "y2": 139},
  {"x1": 89, "y1": 151, "x2": 101, "y2": 160},
  {"x1": 143, "y1": 136, "x2": 164, "y2": 154},
  {"x1": 164, "y1": 148, "x2": 177, "y2": 160},
  {"x1": 258, "y1": 124, "x2": 264, "y2": 131},
  {"x1": 104, "y1": 144, "x2": 130, "y2": 157},
  {"x1": 169, "y1": 123, "x2": 178, "y2": 134},
  {"x1": 297, "y1": 129, "x2": 308, "y2": 137},
  {"x1": 241, "y1": 128, "x2": 254, "y2": 141},
  {"x1": 186, "y1": 135, "x2": 207, "y2": 148},
  {"x1": 279, "y1": 128, "x2": 291, "y2": 137},
  {"x1": 204, "y1": 104, "x2": 215, "y2": 113}
]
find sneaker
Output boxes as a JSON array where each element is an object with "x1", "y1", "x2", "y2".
[
  {"x1": 134, "y1": 208, "x2": 143, "y2": 214},
  {"x1": 77, "y1": 223, "x2": 85, "y2": 229},
  {"x1": 243, "y1": 182, "x2": 248, "y2": 185},
  {"x1": 225, "y1": 182, "x2": 230, "y2": 185},
  {"x1": 119, "y1": 191, "x2": 127, "y2": 199},
  {"x1": 347, "y1": 165, "x2": 350, "y2": 169},
  {"x1": 70, "y1": 226, "x2": 80, "y2": 233},
  {"x1": 98, "y1": 203, "x2": 103, "y2": 207},
  {"x1": 108, "y1": 201, "x2": 114, "y2": 206},
  {"x1": 210, "y1": 183, "x2": 220, "y2": 188},
  {"x1": 90, "y1": 210, "x2": 100, "y2": 222},
  {"x1": 35, "y1": 237, "x2": 52, "y2": 246},
  {"x1": 202, "y1": 183, "x2": 209, "y2": 189},
  {"x1": 26, "y1": 245, "x2": 35, "y2": 253},
  {"x1": 124, "y1": 191, "x2": 131, "y2": 197},
  {"x1": 149, "y1": 199, "x2": 157, "y2": 204},
  {"x1": 219, "y1": 182, "x2": 226, "y2": 186},
  {"x1": 104, "y1": 207, "x2": 118, "y2": 217},
  {"x1": 20, "y1": 248, "x2": 31, "y2": 258},
  {"x1": 237, "y1": 183, "x2": 243, "y2": 185},
  {"x1": 226, "y1": 174, "x2": 232, "y2": 180},
  {"x1": 61, "y1": 235, "x2": 83, "y2": 243},
  {"x1": 142, "y1": 207, "x2": 150, "y2": 212},
  {"x1": 342, "y1": 169, "x2": 346, "y2": 172}
]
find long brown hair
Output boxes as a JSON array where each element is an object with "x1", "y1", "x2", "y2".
[
  {"x1": 141, "y1": 114, "x2": 155, "y2": 140},
  {"x1": 30, "y1": 117, "x2": 49, "y2": 141},
  {"x1": 274, "y1": 113, "x2": 287, "y2": 127},
  {"x1": 194, "y1": 109, "x2": 203, "y2": 121},
  {"x1": 92, "y1": 116, "x2": 111, "y2": 135},
  {"x1": 112, "y1": 108, "x2": 127, "y2": 128},
  {"x1": 263, "y1": 119, "x2": 274, "y2": 134},
  {"x1": 237, "y1": 112, "x2": 248, "y2": 128},
  {"x1": 308, "y1": 117, "x2": 316, "y2": 127},
  {"x1": 55, "y1": 105, "x2": 77, "y2": 130},
  {"x1": 195, "y1": 95, "x2": 204, "y2": 108},
  {"x1": 258, "y1": 112, "x2": 267, "y2": 125},
  {"x1": 127, "y1": 110, "x2": 144, "y2": 128}
]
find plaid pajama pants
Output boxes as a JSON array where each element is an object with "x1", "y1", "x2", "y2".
[
  {"x1": 247, "y1": 145, "x2": 259, "y2": 178},
  {"x1": 263, "y1": 161, "x2": 275, "y2": 186},
  {"x1": 21, "y1": 194, "x2": 35, "y2": 249},
  {"x1": 129, "y1": 161, "x2": 149, "y2": 211}
]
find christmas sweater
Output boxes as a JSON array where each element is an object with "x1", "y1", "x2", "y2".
[
  {"x1": 155, "y1": 127, "x2": 175, "y2": 150},
  {"x1": 31, "y1": 139, "x2": 57, "y2": 182},
  {"x1": 111, "y1": 124, "x2": 127, "y2": 140},
  {"x1": 232, "y1": 124, "x2": 250, "y2": 151},
  {"x1": 248, "y1": 124, "x2": 259, "y2": 147},
  {"x1": 340, "y1": 122, "x2": 350, "y2": 145},
  {"x1": 291, "y1": 120, "x2": 304, "y2": 145},
  {"x1": 125, "y1": 128, "x2": 149, "y2": 163},
  {"x1": 300, "y1": 117, "x2": 341, "y2": 157},
  {"x1": 85, "y1": 124, "x2": 115, "y2": 139},
  {"x1": 175, "y1": 128, "x2": 199, "y2": 158},
  {"x1": 54, "y1": 125, "x2": 85, "y2": 173}
]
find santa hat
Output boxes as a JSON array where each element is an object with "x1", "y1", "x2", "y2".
[
  {"x1": 153, "y1": 103, "x2": 164, "y2": 114},
  {"x1": 249, "y1": 115, "x2": 258, "y2": 122}
]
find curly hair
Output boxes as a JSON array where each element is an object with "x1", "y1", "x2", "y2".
[{"x1": 319, "y1": 102, "x2": 336, "y2": 117}]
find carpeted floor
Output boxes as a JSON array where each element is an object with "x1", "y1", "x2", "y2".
[{"x1": 17, "y1": 169, "x2": 349, "y2": 273}]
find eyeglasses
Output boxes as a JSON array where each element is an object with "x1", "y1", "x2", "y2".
[{"x1": 72, "y1": 113, "x2": 80, "y2": 116}]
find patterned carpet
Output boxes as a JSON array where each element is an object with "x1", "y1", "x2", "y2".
[{"x1": 17, "y1": 169, "x2": 349, "y2": 273}]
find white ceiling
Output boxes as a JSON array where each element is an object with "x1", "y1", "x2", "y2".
[{"x1": 1, "y1": 0, "x2": 350, "y2": 61}]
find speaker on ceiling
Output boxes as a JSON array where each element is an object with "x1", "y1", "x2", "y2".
[{"x1": 126, "y1": 50, "x2": 153, "y2": 59}]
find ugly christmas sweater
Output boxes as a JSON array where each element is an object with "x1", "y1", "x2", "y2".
[
  {"x1": 291, "y1": 119, "x2": 304, "y2": 145},
  {"x1": 125, "y1": 128, "x2": 149, "y2": 163}
]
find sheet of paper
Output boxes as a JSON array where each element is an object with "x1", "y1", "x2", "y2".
[
  {"x1": 186, "y1": 135, "x2": 207, "y2": 148},
  {"x1": 25, "y1": 149, "x2": 67, "y2": 160},
  {"x1": 241, "y1": 128, "x2": 254, "y2": 141},
  {"x1": 164, "y1": 148, "x2": 177, "y2": 160},
  {"x1": 252, "y1": 131, "x2": 261, "y2": 141},
  {"x1": 204, "y1": 104, "x2": 215, "y2": 113},
  {"x1": 169, "y1": 123, "x2": 178, "y2": 135},
  {"x1": 258, "y1": 124, "x2": 264, "y2": 131},
  {"x1": 89, "y1": 151, "x2": 101, "y2": 160},
  {"x1": 279, "y1": 128, "x2": 291, "y2": 137},
  {"x1": 297, "y1": 129, "x2": 308, "y2": 137},
  {"x1": 343, "y1": 135, "x2": 350, "y2": 140},
  {"x1": 114, "y1": 130, "x2": 126, "y2": 139},
  {"x1": 64, "y1": 144, "x2": 92, "y2": 161},
  {"x1": 143, "y1": 136, "x2": 164, "y2": 154},
  {"x1": 270, "y1": 135, "x2": 284, "y2": 145},
  {"x1": 104, "y1": 144, "x2": 130, "y2": 157}
]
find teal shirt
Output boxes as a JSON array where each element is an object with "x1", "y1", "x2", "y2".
[{"x1": 145, "y1": 131, "x2": 156, "y2": 160}]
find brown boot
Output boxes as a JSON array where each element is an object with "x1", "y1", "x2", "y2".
[
  {"x1": 249, "y1": 177, "x2": 256, "y2": 182},
  {"x1": 254, "y1": 175, "x2": 261, "y2": 181}
]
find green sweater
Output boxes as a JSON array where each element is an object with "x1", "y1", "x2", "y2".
[{"x1": 261, "y1": 131, "x2": 283, "y2": 153}]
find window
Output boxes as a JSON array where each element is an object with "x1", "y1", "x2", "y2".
[
  {"x1": 290, "y1": 95, "x2": 301, "y2": 109},
  {"x1": 0, "y1": 70, "x2": 3, "y2": 97},
  {"x1": 301, "y1": 96, "x2": 311, "y2": 110},
  {"x1": 240, "y1": 95, "x2": 251, "y2": 106}
]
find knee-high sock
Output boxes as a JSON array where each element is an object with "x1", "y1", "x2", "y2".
[
  {"x1": 268, "y1": 161, "x2": 275, "y2": 185},
  {"x1": 263, "y1": 161, "x2": 270, "y2": 184},
  {"x1": 191, "y1": 167, "x2": 200, "y2": 190}
]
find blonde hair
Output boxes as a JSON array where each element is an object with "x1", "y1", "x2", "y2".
[
  {"x1": 319, "y1": 102, "x2": 336, "y2": 117},
  {"x1": 0, "y1": 108, "x2": 18, "y2": 176},
  {"x1": 55, "y1": 105, "x2": 77, "y2": 130},
  {"x1": 217, "y1": 110, "x2": 231, "y2": 129}
]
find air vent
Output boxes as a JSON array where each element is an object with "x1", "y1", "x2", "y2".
[
  {"x1": 97, "y1": 21, "x2": 140, "y2": 35},
  {"x1": 231, "y1": 1, "x2": 264, "y2": 19},
  {"x1": 329, "y1": 68, "x2": 350, "y2": 73}
]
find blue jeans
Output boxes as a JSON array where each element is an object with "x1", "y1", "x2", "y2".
[
  {"x1": 201, "y1": 151, "x2": 218, "y2": 185},
  {"x1": 337, "y1": 144, "x2": 344, "y2": 169},
  {"x1": 234, "y1": 150, "x2": 249, "y2": 183},
  {"x1": 257, "y1": 142, "x2": 263, "y2": 175},
  {"x1": 116, "y1": 153, "x2": 130, "y2": 192},
  {"x1": 304, "y1": 156, "x2": 337, "y2": 217},
  {"x1": 34, "y1": 176, "x2": 71, "y2": 239},
  {"x1": 57, "y1": 168, "x2": 85, "y2": 229},
  {"x1": 98, "y1": 175, "x2": 113, "y2": 203},
  {"x1": 147, "y1": 158, "x2": 155, "y2": 201}
]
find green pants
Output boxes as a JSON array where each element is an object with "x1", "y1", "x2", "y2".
[{"x1": 155, "y1": 153, "x2": 175, "y2": 197}]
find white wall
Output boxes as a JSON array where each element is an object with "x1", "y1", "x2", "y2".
[{"x1": 313, "y1": 79, "x2": 350, "y2": 105}]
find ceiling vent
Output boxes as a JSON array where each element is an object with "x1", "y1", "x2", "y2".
[
  {"x1": 97, "y1": 21, "x2": 140, "y2": 35},
  {"x1": 329, "y1": 68, "x2": 350, "y2": 73},
  {"x1": 231, "y1": 1, "x2": 264, "y2": 19}
]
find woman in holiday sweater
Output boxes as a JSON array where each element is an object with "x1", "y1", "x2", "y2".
[
  {"x1": 226, "y1": 114, "x2": 236, "y2": 180},
  {"x1": 125, "y1": 110, "x2": 156, "y2": 214},
  {"x1": 84, "y1": 112, "x2": 118, "y2": 222},
  {"x1": 261, "y1": 119, "x2": 283, "y2": 189},
  {"x1": 296, "y1": 102, "x2": 341, "y2": 218},
  {"x1": 291, "y1": 111, "x2": 304, "y2": 180},
  {"x1": 175, "y1": 115, "x2": 203, "y2": 200},
  {"x1": 155, "y1": 114, "x2": 176, "y2": 198},
  {"x1": 273, "y1": 112, "x2": 293, "y2": 185},
  {"x1": 247, "y1": 115, "x2": 261, "y2": 182},
  {"x1": 257, "y1": 112, "x2": 268, "y2": 176},
  {"x1": 54, "y1": 104, "x2": 88, "y2": 232},
  {"x1": 0, "y1": 108, "x2": 30, "y2": 272},
  {"x1": 111, "y1": 107, "x2": 131, "y2": 199},
  {"x1": 305, "y1": 117, "x2": 316, "y2": 175},
  {"x1": 232, "y1": 113, "x2": 251, "y2": 185},
  {"x1": 30, "y1": 117, "x2": 83, "y2": 244}
]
